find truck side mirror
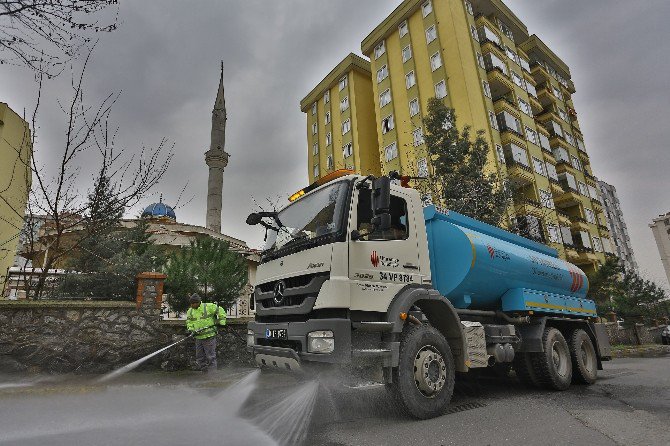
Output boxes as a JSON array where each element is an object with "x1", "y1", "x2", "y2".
[
  {"x1": 246, "y1": 213, "x2": 262, "y2": 226},
  {"x1": 371, "y1": 176, "x2": 391, "y2": 231}
]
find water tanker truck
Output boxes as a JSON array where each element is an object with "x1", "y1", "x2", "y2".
[{"x1": 246, "y1": 171, "x2": 611, "y2": 419}]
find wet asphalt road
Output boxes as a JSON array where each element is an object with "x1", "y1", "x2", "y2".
[{"x1": 0, "y1": 356, "x2": 668, "y2": 446}]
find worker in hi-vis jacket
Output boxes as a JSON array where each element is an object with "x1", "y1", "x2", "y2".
[{"x1": 185, "y1": 293, "x2": 226, "y2": 372}]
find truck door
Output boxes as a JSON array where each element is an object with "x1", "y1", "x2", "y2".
[{"x1": 348, "y1": 186, "x2": 422, "y2": 311}]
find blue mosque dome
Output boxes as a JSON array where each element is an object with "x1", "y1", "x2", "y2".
[{"x1": 141, "y1": 200, "x2": 176, "y2": 220}]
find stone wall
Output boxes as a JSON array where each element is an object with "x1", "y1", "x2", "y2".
[
  {"x1": 0, "y1": 301, "x2": 252, "y2": 375},
  {"x1": 604, "y1": 322, "x2": 658, "y2": 346}
]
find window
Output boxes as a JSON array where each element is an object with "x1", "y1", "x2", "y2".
[
  {"x1": 547, "y1": 225, "x2": 562, "y2": 244},
  {"x1": 417, "y1": 158, "x2": 428, "y2": 177},
  {"x1": 571, "y1": 155, "x2": 582, "y2": 171},
  {"x1": 478, "y1": 26, "x2": 501, "y2": 45},
  {"x1": 489, "y1": 111, "x2": 499, "y2": 130},
  {"x1": 406, "y1": 71, "x2": 416, "y2": 89},
  {"x1": 342, "y1": 118, "x2": 351, "y2": 135},
  {"x1": 325, "y1": 111, "x2": 331, "y2": 124},
  {"x1": 435, "y1": 80, "x2": 448, "y2": 99},
  {"x1": 377, "y1": 64, "x2": 389, "y2": 83},
  {"x1": 465, "y1": 0, "x2": 473, "y2": 15},
  {"x1": 324, "y1": 90, "x2": 330, "y2": 104},
  {"x1": 311, "y1": 103, "x2": 317, "y2": 115},
  {"x1": 565, "y1": 132, "x2": 576, "y2": 147},
  {"x1": 505, "y1": 143, "x2": 529, "y2": 167},
  {"x1": 312, "y1": 122, "x2": 318, "y2": 135},
  {"x1": 496, "y1": 111, "x2": 522, "y2": 134},
  {"x1": 340, "y1": 96, "x2": 349, "y2": 112},
  {"x1": 584, "y1": 208, "x2": 595, "y2": 224},
  {"x1": 546, "y1": 162, "x2": 558, "y2": 181},
  {"x1": 339, "y1": 76, "x2": 348, "y2": 91},
  {"x1": 560, "y1": 226, "x2": 573, "y2": 245},
  {"x1": 592, "y1": 236, "x2": 603, "y2": 253},
  {"x1": 313, "y1": 164, "x2": 319, "y2": 178},
  {"x1": 327, "y1": 154, "x2": 334, "y2": 170},
  {"x1": 409, "y1": 98, "x2": 420, "y2": 117},
  {"x1": 482, "y1": 80, "x2": 492, "y2": 98},
  {"x1": 539, "y1": 133, "x2": 551, "y2": 152},
  {"x1": 483, "y1": 52, "x2": 507, "y2": 75},
  {"x1": 558, "y1": 108, "x2": 568, "y2": 122},
  {"x1": 495, "y1": 144, "x2": 505, "y2": 163},
  {"x1": 588, "y1": 185, "x2": 599, "y2": 200},
  {"x1": 413, "y1": 127, "x2": 425, "y2": 146},
  {"x1": 540, "y1": 189, "x2": 555, "y2": 209},
  {"x1": 326, "y1": 132, "x2": 332, "y2": 146},
  {"x1": 312, "y1": 142, "x2": 319, "y2": 155},
  {"x1": 381, "y1": 114, "x2": 395, "y2": 134},
  {"x1": 553, "y1": 147, "x2": 570, "y2": 163},
  {"x1": 399, "y1": 20, "x2": 409, "y2": 38},
  {"x1": 518, "y1": 98, "x2": 532, "y2": 116},
  {"x1": 384, "y1": 142, "x2": 398, "y2": 161},
  {"x1": 430, "y1": 52, "x2": 442, "y2": 71},
  {"x1": 426, "y1": 25, "x2": 437, "y2": 44},
  {"x1": 374, "y1": 41, "x2": 386, "y2": 59},
  {"x1": 532, "y1": 157, "x2": 546, "y2": 176},
  {"x1": 546, "y1": 120, "x2": 563, "y2": 138},
  {"x1": 552, "y1": 85, "x2": 562, "y2": 99},
  {"x1": 357, "y1": 189, "x2": 409, "y2": 241},
  {"x1": 520, "y1": 56, "x2": 531, "y2": 73},
  {"x1": 574, "y1": 230, "x2": 592, "y2": 249},
  {"x1": 422, "y1": 1, "x2": 433, "y2": 17},
  {"x1": 526, "y1": 126, "x2": 539, "y2": 145},
  {"x1": 380, "y1": 89, "x2": 392, "y2": 107},
  {"x1": 402, "y1": 45, "x2": 412, "y2": 63},
  {"x1": 498, "y1": 19, "x2": 514, "y2": 41},
  {"x1": 577, "y1": 139, "x2": 586, "y2": 152},
  {"x1": 558, "y1": 172, "x2": 577, "y2": 191},
  {"x1": 470, "y1": 25, "x2": 479, "y2": 42},
  {"x1": 476, "y1": 52, "x2": 485, "y2": 69},
  {"x1": 343, "y1": 143, "x2": 353, "y2": 158},
  {"x1": 526, "y1": 82, "x2": 538, "y2": 98},
  {"x1": 505, "y1": 46, "x2": 518, "y2": 64},
  {"x1": 578, "y1": 182, "x2": 589, "y2": 197},
  {"x1": 512, "y1": 71, "x2": 524, "y2": 88}
]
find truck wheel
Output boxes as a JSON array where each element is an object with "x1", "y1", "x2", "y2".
[
  {"x1": 513, "y1": 353, "x2": 540, "y2": 388},
  {"x1": 569, "y1": 329, "x2": 597, "y2": 385},
  {"x1": 395, "y1": 324, "x2": 455, "y2": 419},
  {"x1": 531, "y1": 327, "x2": 572, "y2": 390}
]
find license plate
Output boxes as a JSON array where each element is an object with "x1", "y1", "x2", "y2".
[{"x1": 265, "y1": 328, "x2": 288, "y2": 340}]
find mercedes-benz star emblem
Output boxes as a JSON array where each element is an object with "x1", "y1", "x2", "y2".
[{"x1": 273, "y1": 280, "x2": 286, "y2": 305}]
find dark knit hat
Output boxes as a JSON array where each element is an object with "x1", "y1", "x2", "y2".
[{"x1": 189, "y1": 293, "x2": 202, "y2": 304}]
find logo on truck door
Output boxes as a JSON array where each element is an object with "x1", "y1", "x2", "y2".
[
  {"x1": 370, "y1": 251, "x2": 400, "y2": 268},
  {"x1": 371, "y1": 251, "x2": 380, "y2": 267}
]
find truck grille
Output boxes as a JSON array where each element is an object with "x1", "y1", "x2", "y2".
[
  {"x1": 260, "y1": 296, "x2": 306, "y2": 309},
  {"x1": 257, "y1": 274, "x2": 313, "y2": 293},
  {"x1": 254, "y1": 273, "x2": 329, "y2": 315}
]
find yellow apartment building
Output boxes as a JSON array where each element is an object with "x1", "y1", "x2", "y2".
[
  {"x1": 302, "y1": 0, "x2": 611, "y2": 273},
  {"x1": 301, "y1": 53, "x2": 381, "y2": 183},
  {"x1": 0, "y1": 102, "x2": 33, "y2": 290}
]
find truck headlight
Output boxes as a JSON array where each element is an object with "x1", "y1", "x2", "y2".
[
  {"x1": 307, "y1": 330, "x2": 334, "y2": 354},
  {"x1": 247, "y1": 329, "x2": 255, "y2": 347}
]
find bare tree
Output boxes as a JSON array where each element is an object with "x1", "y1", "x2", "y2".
[
  {"x1": 0, "y1": 0, "x2": 119, "y2": 77},
  {"x1": 1, "y1": 47, "x2": 173, "y2": 298}
]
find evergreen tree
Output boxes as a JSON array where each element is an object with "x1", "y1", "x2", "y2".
[
  {"x1": 422, "y1": 98, "x2": 510, "y2": 226},
  {"x1": 164, "y1": 238, "x2": 248, "y2": 313}
]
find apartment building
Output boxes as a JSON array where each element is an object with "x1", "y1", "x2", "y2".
[
  {"x1": 650, "y1": 213, "x2": 670, "y2": 286},
  {"x1": 301, "y1": 53, "x2": 381, "y2": 183},
  {"x1": 598, "y1": 179, "x2": 638, "y2": 272},
  {"x1": 301, "y1": 0, "x2": 611, "y2": 273},
  {"x1": 0, "y1": 102, "x2": 33, "y2": 290}
]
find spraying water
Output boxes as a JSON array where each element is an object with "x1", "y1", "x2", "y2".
[{"x1": 96, "y1": 336, "x2": 191, "y2": 383}]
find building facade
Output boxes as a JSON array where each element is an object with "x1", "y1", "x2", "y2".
[
  {"x1": 301, "y1": 53, "x2": 381, "y2": 183},
  {"x1": 598, "y1": 179, "x2": 637, "y2": 272},
  {"x1": 650, "y1": 213, "x2": 670, "y2": 286},
  {"x1": 0, "y1": 103, "x2": 32, "y2": 288},
  {"x1": 301, "y1": 0, "x2": 612, "y2": 273}
]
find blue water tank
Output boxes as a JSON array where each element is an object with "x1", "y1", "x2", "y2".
[{"x1": 424, "y1": 207, "x2": 588, "y2": 311}]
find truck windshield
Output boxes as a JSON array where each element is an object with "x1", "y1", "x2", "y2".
[{"x1": 262, "y1": 180, "x2": 350, "y2": 260}]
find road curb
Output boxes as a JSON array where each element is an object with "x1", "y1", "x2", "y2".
[{"x1": 611, "y1": 345, "x2": 670, "y2": 358}]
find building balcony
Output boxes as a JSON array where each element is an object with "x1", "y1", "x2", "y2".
[
  {"x1": 505, "y1": 161, "x2": 535, "y2": 186},
  {"x1": 514, "y1": 199, "x2": 544, "y2": 219},
  {"x1": 481, "y1": 41, "x2": 506, "y2": 60},
  {"x1": 554, "y1": 189, "x2": 581, "y2": 208},
  {"x1": 487, "y1": 69, "x2": 514, "y2": 96},
  {"x1": 536, "y1": 85, "x2": 557, "y2": 108},
  {"x1": 555, "y1": 161, "x2": 577, "y2": 175},
  {"x1": 550, "y1": 179, "x2": 565, "y2": 196},
  {"x1": 528, "y1": 95, "x2": 544, "y2": 115},
  {"x1": 531, "y1": 63, "x2": 551, "y2": 84},
  {"x1": 493, "y1": 96, "x2": 519, "y2": 117},
  {"x1": 549, "y1": 135, "x2": 571, "y2": 151},
  {"x1": 592, "y1": 199, "x2": 603, "y2": 213},
  {"x1": 556, "y1": 209, "x2": 572, "y2": 225},
  {"x1": 499, "y1": 129, "x2": 526, "y2": 147},
  {"x1": 569, "y1": 216, "x2": 591, "y2": 231},
  {"x1": 598, "y1": 224, "x2": 610, "y2": 236}
]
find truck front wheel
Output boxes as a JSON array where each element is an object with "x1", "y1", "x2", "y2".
[{"x1": 393, "y1": 324, "x2": 455, "y2": 419}]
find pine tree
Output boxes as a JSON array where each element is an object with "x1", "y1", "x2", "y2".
[{"x1": 422, "y1": 98, "x2": 510, "y2": 227}]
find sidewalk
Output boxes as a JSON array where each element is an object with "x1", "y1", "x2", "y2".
[{"x1": 610, "y1": 344, "x2": 670, "y2": 358}]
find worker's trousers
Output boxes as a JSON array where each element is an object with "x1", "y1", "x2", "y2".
[{"x1": 195, "y1": 336, "x2": 217, "y2": 372}]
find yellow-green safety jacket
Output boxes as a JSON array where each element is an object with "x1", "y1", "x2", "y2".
[{"x1": 186, "y1": 302, "x2": 226, "y2": 339}]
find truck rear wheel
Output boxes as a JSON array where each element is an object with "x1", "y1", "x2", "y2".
[
  {"x1": 394, "y1": 324, "x2": 455, "y2": 419},
  {"x1": 513, "y1": 353, "x2": 540, "y2": 388},
  {"x1": 531, "y1": 327, "x2": 572, "y2": 390},
  {"x1": 569, "y1": 329, "x2": 598, "y2": 385}
]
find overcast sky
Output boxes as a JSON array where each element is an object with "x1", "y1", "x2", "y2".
[{"x1": 1, "y1": 0, "x2": 668, "y2": 288}]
